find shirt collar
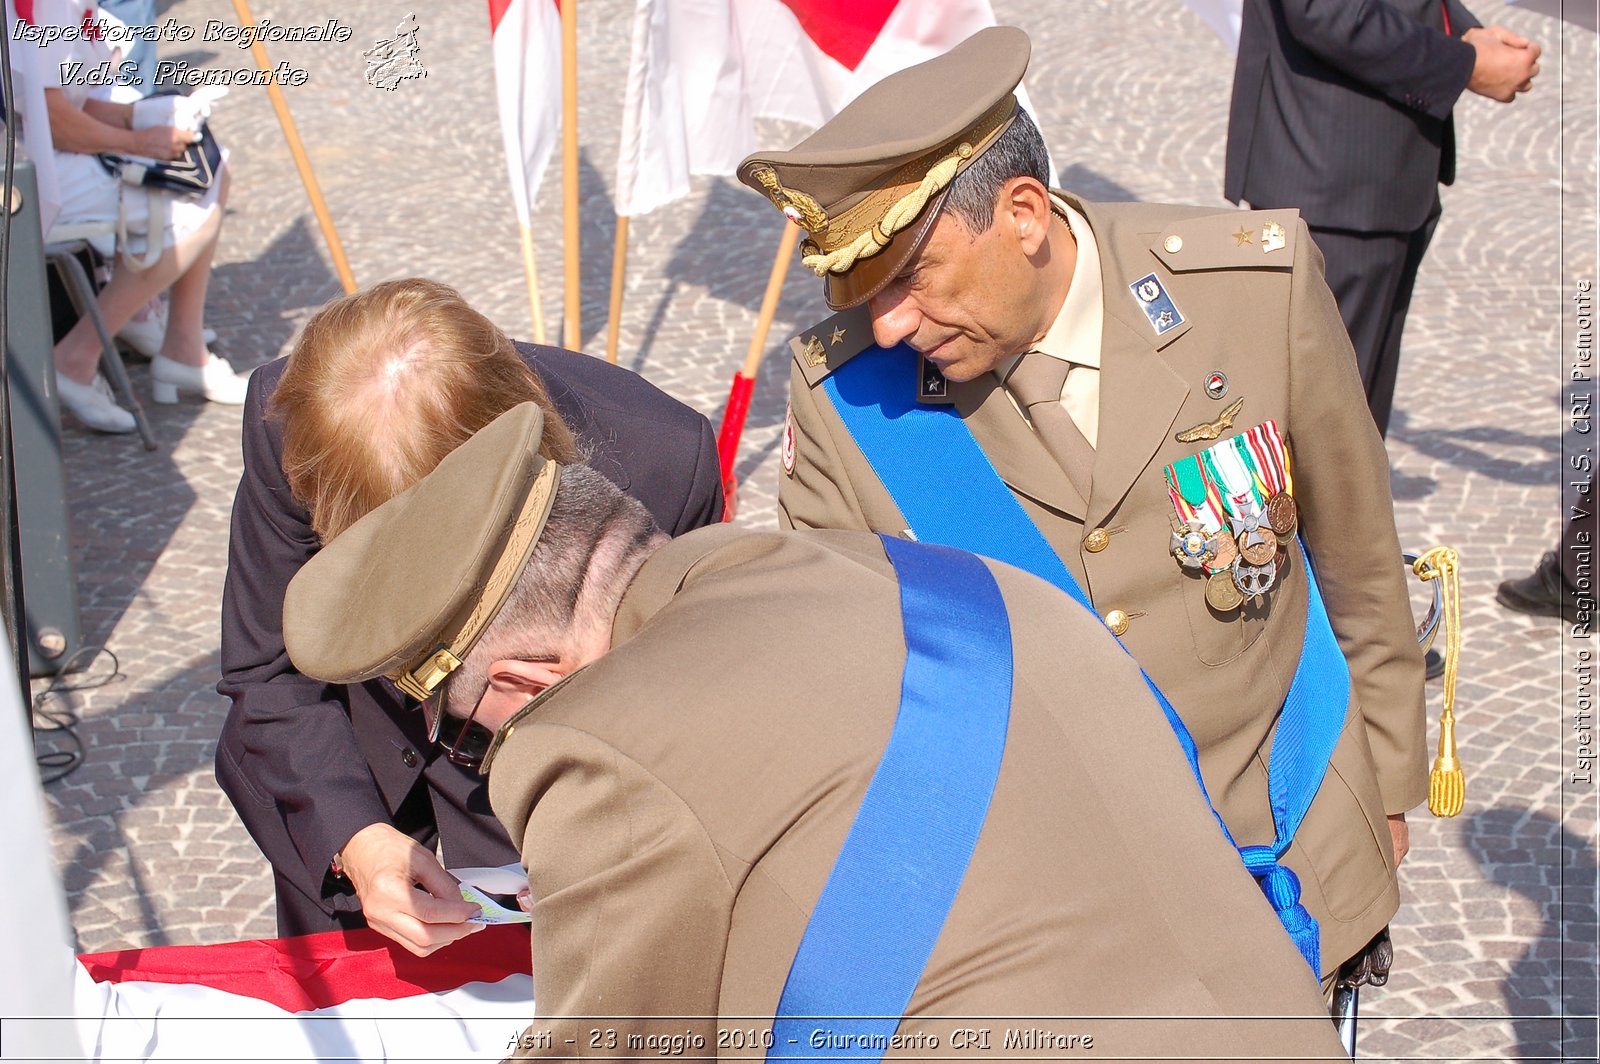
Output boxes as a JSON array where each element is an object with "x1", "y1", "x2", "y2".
[{"x1": 999, "y1": 196, "x2": 1105, "y2": 380}]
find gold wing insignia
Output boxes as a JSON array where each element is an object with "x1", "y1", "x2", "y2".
[
  {"x1": 750, "y1": 166, "x2": 830, "y2": 234},
  {"x1": 1175, "y1": 397, "x2": 1245, "y2": 443}
]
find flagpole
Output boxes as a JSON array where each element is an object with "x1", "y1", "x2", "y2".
[
  {"x1": 229, "y1": 0, "x2": 356, "y2": 295},
  {"x1": 518, "y1": 223, "x2": 548, "y2": 345},
  {"x1": 560, "y1": 0, "x2": 580, "y2": 348},
  {"x1": 604, "y1": 216, "x2": 628, "y2": 364},
  {"x1": 715, "y1": 221, "x2": 800, "y2": 519}
]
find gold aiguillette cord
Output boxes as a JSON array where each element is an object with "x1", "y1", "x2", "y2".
[{"x1": 1415, "y1": 547, "x2": 1464, "y2": 816}]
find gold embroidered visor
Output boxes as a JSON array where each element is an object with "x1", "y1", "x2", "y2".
[{"x1": 737, "y1": 26, "x2": 1032, "y2": 310}]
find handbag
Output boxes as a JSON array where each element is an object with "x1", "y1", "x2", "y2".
[
  {"x1": 97, "y1": 122, "x2": 223, "y2": 198},
  {"x1": 96, "y1": 123, "x2": 223, "y2": 269}
]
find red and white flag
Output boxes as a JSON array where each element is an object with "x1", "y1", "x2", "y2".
[
  {"x1": 71, "y1": 925, "x2": 535, "y2": 1061},
  {"x1": 489, "y1": 0, "x2": 563, "y2": 223},
  {"x1": 615, "y1": 0, "x2": 1029, "y2": 217}
]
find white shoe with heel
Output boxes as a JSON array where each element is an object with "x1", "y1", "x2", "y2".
[
  {"x1": 150, "y1": 354, "x2": 249, "y2": 405},
  {"x1": 55, "y1": 372, "x2": 137, "y2": 434}
]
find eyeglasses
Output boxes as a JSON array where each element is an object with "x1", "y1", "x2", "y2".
[{"x1": 418, "y1": 680, "x2": 497, "y2": 772}]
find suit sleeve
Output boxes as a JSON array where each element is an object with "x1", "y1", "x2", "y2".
[
  {"x1": 498, "y1": 726, "x2": 730, "y2": 1060},
  {"x1": 1276, "y1": 0, "x2": 1478, "y2": 121},
  {"x1": 1286, "y1": 221, "x2": 1428, "y2": 816},
  {"x1": 779, "y1": 359, "x2": 875, "y2": 532},
  {"x1": 522, "y1": 344, "x2": 724, "y2": 534},
  {"x1": 671, "y1": 413, "x2": 725, "y2": 535},
  {"x1": 215, "y1": 374, "x2": 390, "y2": 913}
]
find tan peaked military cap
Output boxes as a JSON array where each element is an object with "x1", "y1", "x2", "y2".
[
  {"x1": 283, "y1": 402, "x2": 559, "y2": 699},
  {"x1": 737, "y1": 25, "x2": 1030, "y2": 310}
]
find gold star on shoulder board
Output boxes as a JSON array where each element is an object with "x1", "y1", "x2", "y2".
[
  {"x1": 1175, "y1": 397, "x2": 1245, "y2": 443},
  {"x1": 830, "y1": 326, "x2": 847, "y2": 346},
  {"x1": 1232, "y1": 226, "x2": 1254, "y2": 247}
]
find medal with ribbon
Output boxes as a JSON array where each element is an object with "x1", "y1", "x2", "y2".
[{"x1": 1164, "y1": 420, "x2": 1299, "y2": 610}]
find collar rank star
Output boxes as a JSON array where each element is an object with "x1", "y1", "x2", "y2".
[
  {"x1": 1128, "y1": 273, "x2": 1184, "y2": 336},
  {"x1": 918, "y1": 355, "x2": 953, "y2": 404}
]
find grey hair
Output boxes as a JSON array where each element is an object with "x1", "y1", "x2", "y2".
[
  {"x1": 444, "y1": 464, "x2": 664, "y2": 716},
  {"x1": 941, "y1": 107, "x2": 1051, "y2": 234}
]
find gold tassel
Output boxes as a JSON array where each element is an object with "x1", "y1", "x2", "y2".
[{"x1": 1414, "y1": 547, "x2": 1464, "y2": 816}]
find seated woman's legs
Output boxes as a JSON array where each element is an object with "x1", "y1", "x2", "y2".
[
  {"x1": 149, "y1": 166, "x2": 243, "y2": 403},
  {"x1": 53, "y1": 170, "x2": 245, "y2": 420}
]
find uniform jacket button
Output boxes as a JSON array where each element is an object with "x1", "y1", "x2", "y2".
[
  {"x1": 1104, "y1": 609, "x2": 1130, "y2": 636},
  {"x1": 401, "y1": 748, "x2": 420, "y2": 768},
  {"x1": 1083, "y1": 528, "x2": 1111, "y2": 553}
]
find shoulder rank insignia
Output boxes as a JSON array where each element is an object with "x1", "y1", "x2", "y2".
[
  {"x1": 1128, "y1": 272, "x2": 1184, "y2": 336},
  {"x1": 801, "y1": 334, "x2": 828, "y2": 368},
  {"x1": 1261, "y1": 220, "x2": 1287, "y2": 253},
  {"x1": 790, "y1": 304, "x2": 876, "y2": 388},
  {"x1": 1157, "y1": 208, "x2": 1299, "y2": 272},
  {"x1": 1175, "y1": 396, "x2": 1245, "y2": 443}
]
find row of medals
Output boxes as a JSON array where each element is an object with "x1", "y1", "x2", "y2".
[{"x1": 1170, "y1": 491, "x2": 1300, "y2": 612}]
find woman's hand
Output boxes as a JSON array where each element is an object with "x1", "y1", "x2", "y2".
[{"x1": 130, "y1": 125, "x2": 196, "y2": 162}]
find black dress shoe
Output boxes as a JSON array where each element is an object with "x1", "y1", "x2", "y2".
[{"x1": 1496, "y1": 552, "x2": 1583, "y2": 622}]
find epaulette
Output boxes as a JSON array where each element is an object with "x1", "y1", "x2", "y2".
[
  {"x1": 1153, "y1": 208, "x2": 1301, "y2": 272},
  {"x1": 789, "y1": 304, "x2": 876, "y2": 389}
]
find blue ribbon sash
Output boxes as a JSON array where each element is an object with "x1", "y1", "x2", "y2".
[
  {"x1": 769, "y1": 535, "x2": 1012, "y2": 1062},
  {"x1": 820, "y1": 344, "x2": 1350, "y2": 974}
]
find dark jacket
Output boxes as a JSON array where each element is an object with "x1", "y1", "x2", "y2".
[
  {"x1": 216, "y1": 344, "x2": 723, "y2": 933},
  {"x1": 1225, "y1": 0, "x2": 1481, "y2": 232}
]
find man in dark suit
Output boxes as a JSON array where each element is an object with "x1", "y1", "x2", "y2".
[
  {"x1": 1225, "y1": 0, "x2": 1540, "y2": 436},
  {"x1": 216, "y1": 279, "x2": 723, "y2": 952}
]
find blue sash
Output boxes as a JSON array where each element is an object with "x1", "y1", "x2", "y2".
[
  {"x1": 769, "y1": 535, "x2": 1012, "y2": 1062},
  {"x1": 821, "y1": 344, "x2": 1350, "y2": 974}
]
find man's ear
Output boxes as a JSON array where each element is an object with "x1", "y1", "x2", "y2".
[
  {"x1": 1001, "y1": 176, "x2": 1052, "y2": 256},
  {"x1": 485, "y1": 657, "x2": 569, "y2": 699}
]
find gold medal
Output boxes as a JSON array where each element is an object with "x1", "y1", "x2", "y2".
[
  {"x1": 1266, "y1": 492, "x2": 1298, "y2": 536},
  {"x1": 1208, "y1": 529, "x2": 1238, "y2": 572},
  {"x1": 1206, "y1": 570, "x2": 1245, "y2": 612}
]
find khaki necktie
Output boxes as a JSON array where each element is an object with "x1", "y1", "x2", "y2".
[{"x1": 1006, "y1": 352, "x2": 1095, "y2": 498}]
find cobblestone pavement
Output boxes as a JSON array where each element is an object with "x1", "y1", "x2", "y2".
[{"x1": 24, "y1": 1, "x2": 1596, "y2": 1060}]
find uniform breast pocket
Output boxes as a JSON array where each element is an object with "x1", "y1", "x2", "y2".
[{"x1": 1180, "y1": 566, "x2": 1270, "y2": 666}]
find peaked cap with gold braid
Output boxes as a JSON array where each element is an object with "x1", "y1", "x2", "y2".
[
  {"x1": 736, "y1": 26, "x2": 1030, "y2": 310},
  {"x1": 283, "y1": 402, "x2": 560, "y2": 701}
]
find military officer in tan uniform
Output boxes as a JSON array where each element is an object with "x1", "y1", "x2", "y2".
[
  {"x1": 741, "y1": 27, "x2": 1426, "y2": 989},
  {"x1": 283, "y1": 403, "x2": 1346, "y2": 1062}
]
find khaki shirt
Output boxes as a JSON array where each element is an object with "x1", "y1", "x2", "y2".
[{"x1": 999, "y1": 197, "x2": 1106, "y2": 443}]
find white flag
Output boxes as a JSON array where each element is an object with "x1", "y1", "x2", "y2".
[
  {"x1": 616, "y1": 0, "x2": 1019, "y2": 218},
  {"x1": 0, "y1": 642, "x2": 84, "y2": 1060},
  {"x1": 1181, "y1": 0, "x2": 1244, "y2": 52},
  {"x1": 489, "y1": 0, "x2": 563, "y2": 223}
]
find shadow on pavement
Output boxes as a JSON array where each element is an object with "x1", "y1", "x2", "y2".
[
  {"x1": 1463, "y1": 804, "x2": 1598, "y2": 1063},
  {"x1": 208, "y1": 216, "x2": 344, "y2": 370}
]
